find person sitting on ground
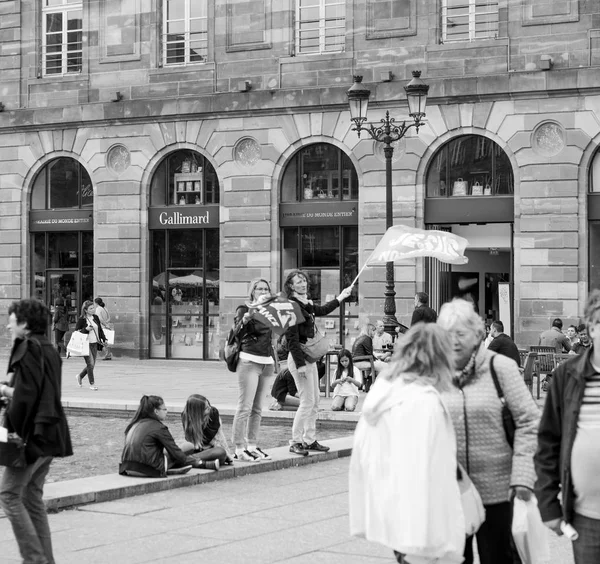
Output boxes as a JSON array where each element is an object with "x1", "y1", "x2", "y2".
[
  {"x1": 372, "y1": 320, "x2": 393, "y2": 363},
  {"x1": 571, "y1": 323, "x2": 592, "y2": 355},
  {"x1": 180, "y1": 394, "x2": 232, "y2": 465},
  {"x1": 119, "y1": 395, "x2": 219, "y2": 477},
  {"x1": 487, "y1": 320, "x2": 521, "y2": 367},
  {"x1": 269, "y1": 368, "x2": 300, "y2": 411},
  {"x1": 330, "y1": 349, "x2": 362, "y2": 412}
]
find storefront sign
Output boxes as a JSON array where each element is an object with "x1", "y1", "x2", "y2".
[
  {"x1": 29, "y1": 210, "x2": 93, "y2": 232},
  {"x1": 149, "y1": 206, "x2": 219, "y2": 229},
  {"x1": 279, "y1": 201, "x2": 358, "y2": 227}
]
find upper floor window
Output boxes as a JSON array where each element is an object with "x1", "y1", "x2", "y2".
[
  {"x1": 295, "y1": 0, "x2": 346, "y2": 55},
  {"x1": 163, "y1": 0, "x2": 207, "y2": 66},
  {"x1": 441, "y1": 0, "x2": 498, "y2": 43},
  {"x1": 42, "y1": 0, "x2": 83, "y2": 75}
]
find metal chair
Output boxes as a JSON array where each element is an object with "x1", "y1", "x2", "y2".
[
  {"x1": 353, "y1": 355, "x2": 376, "y2": 392},
  {"x1": 530, "y1": 346, "x2": 556, "y2": 396},
  {"x1": 518, "y1": 348, "x2": 528, "y2": 368},
  {"x1": 521, "y1": 352, "x2": 538, "y2": 398}
]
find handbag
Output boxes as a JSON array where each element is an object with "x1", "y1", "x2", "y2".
[
  {"x1": 67, "y1": 331, "x2": 90, "y2": 357},
  {"x1": 224, "y1": 326, "x2": 241, "y2": 372},
  {"x1": 457, "y1": 463, "x2": 486, "y2": 536},
  {"x1": 300, "y1": 329, "x2": 330, "y2": 363},
  {"x1": 489, "y1": 356, "x2": 516, "y2": 448},
  {"x1": 103, "y1": 328, "x2": 115, "y2": 345}
]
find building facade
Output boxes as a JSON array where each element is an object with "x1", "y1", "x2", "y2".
[{"x1": 0, "y1": 0, "x2": 599, "y2": 355}]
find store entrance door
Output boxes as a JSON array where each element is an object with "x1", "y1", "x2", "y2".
[{"x1": 46, "y1": 269, "x2": 79, "y2": 342}]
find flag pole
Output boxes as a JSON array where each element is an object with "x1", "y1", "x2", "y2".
[{"x1": 350, "y1": 261, "x2": 370, "y2": 287}]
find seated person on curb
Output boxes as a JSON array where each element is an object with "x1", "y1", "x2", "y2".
[
  {"x1": 352, "y1": 323, "x2": 388, "y2": 376},
  {"x1": 180, "y1": 394, "x2": 232, "y2": 465},
  {"x1": 372, "y1": 320, "x2": 393, "y2": 364},
  {"x1": 330, "y1": 349, "x2": 362, "y2": 412},
  {"x1": 119, "y1": 395, "x2": 219, "y2": 477},
  {"x1": 270, "y1": 368, "x2": 300, "y2": 411}
]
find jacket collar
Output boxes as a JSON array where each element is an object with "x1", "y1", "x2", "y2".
[
  {"x1": 8, "y1": 334, "x2": 49, "y2": 368},
  {"x1": 564, "y1": 347, "x2": 596, "y2": 383}
]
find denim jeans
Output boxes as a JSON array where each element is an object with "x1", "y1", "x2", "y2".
[
  {"x1": 231, "y1": 358, "x2": 274, "y2": 449},
  {"x1": 288, "y1": 353, "x2": 320, "y2": 445},
  {"x1": 572, "y1": 512, "x2": 600, "y2": 564},
  {"x1": 0, "y1": 455, "x2": 54, "y2": 564},
  {"x1": 78, "y1": 342, "x2": 98, "y2": 385},
  {"x1": 331, "y1": 395, "x2": 358, "y2": 411}
]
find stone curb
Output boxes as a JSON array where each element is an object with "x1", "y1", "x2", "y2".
[{"x1": 43, "y1": 436, "x2": 354, "y2": 512}]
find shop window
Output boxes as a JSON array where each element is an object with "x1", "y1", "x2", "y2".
[
  {"x1": 42, "y1": 0, "x2": 83, "y2": 75},
  {"x1": 295, "y1": 0, "x2": 346, "y2": 55},
  {"x1": 150, "y1": 150, "x2": 219, "y2": 206},
  {"x1": 441, "y1": 0, "x2": 498, "y2": 43},
  {"x1": 281, "y1": 144, "x2": 358, "y2": 202},
  {"x1": 31, "y1": 158, "x2": 93, "y2": 209},
  {"x1": 426, "y1": 135, "x2": 513, "y2": 197},
  {"x1": 163, "y1": 0, "x2": 208, "y2": 66}
]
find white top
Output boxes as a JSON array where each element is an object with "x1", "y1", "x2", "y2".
[
  {"x1": 86, "y1": 316, "x2": 100, "y2": 344},
  {"x1": 333, "y1": 367, "x2": 362, "y2": 397},
  {"x1": 239, "y1": 351, "x2": 274, "y2": 365}
]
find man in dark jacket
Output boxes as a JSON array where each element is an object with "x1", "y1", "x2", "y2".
[
  {"x1": 410, "y1": 292, "x2": 438, "y2": 325},
  {"x1": 535, "y1": 290, "x2": 600, "y2": 563},
  {"x1": 487, "y1": 320, "x2": 521, "y2": 367},
  {"x1": 0, "y1": 299, "x2": 72, "y2": 564}
]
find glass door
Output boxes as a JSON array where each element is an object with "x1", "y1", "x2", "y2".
[{"x1": 47, "y1": 270, "x2": 79, "y2": 328}]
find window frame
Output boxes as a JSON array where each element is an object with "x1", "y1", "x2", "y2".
[
  {"x1": 42, "y1": 0, "x2": 83, "y2": 76},
  {"x1": 441, "y1": 0, "x2": 498, "y2": 44},
  {"x1": 295, "y1": 0, "x2": 346, "y2": 56},
  {"x1": 162, "y1": 0, "x2": 208, "y2": 67}
]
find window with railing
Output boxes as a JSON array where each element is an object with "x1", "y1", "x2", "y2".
[
  {"x1": 42, "y1": 0, "x2": 83, "y2": 75},
  {"x1": 441, "y1": 0, "x2": 498, "y2": 43},
  {"x1": 295, "y1": 0, "x2": 346, "y2": 55},
  {"x1": 163, "y1": 0, "x2": 208, "y2": 66}
]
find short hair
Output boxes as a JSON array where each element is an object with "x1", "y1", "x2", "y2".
[
  {"x1": 577, "y1": 323, "x2": 587, "y2": 333},
  {"x1": 383, "y1": 323, "x2": 453, "y2": 392},
  {"x1": 583, "y1": 290, "x2": 600, "y2": 329},
  {"x1": 8, "y1": 299, "x2": 49, "y2": 335},
  {"x1": 247, "y1": 278, "x2": 271, "y2": 302},
  {"x1": 552, "y1": 318, "x2": 563, "y2": 329},
  {"x1": 567, "y1": 324, "x2": 578, "y2": 332},
  {"x1": 437, "y1": 298, "x2": 485, "y2": 341},
  {"x1": 283, "y1": 269, "x2": 309, "y2": 298},
  {"x1": 81, "y1": 300, "x2": 95, "y2": 317},
  {"x1": 491, "y1": 320, "x2": 504, "y2": 333},
  {"x1": 416, "y1": 292, "x2": 429, "y2": 306}
]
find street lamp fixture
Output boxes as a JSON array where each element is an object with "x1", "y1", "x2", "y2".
[{"x1": 347, "y1": 71, "x2": 429, "y2": 337}]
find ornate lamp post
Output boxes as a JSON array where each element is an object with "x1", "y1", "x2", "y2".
[{"x1": 347, "y1": 71, "x2": 429, "y2": 336}]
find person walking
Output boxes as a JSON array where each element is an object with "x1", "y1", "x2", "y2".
[
  {"x1": 437, "y1": 298, "x2": 540, "y2": 564},
  {"x1": 349, "y1": 322, "x2": 465, "y2": 564},
  {"x1": 535, "y1": 289, "x2": 600, "y2": 564},
  {"x1": 94, "y1": 297, "x2": 113, "y2": 360},
  {"x1": 75, "y1": 300, "x2": 107, "y2": 391},
  {"x1": 0, "y1": 299, "x2": 73, "y2": 564},
  {"x1": 487, "y1": 320, "x2": 521, "y2": 367},
  {"x1": 52, "y1": 297, "x2": 69, "y2": 358},
  {"x1": 231, "y1": 278, "x2": 276, "y2": 462},
  {"x1": 284, "y1": 269, "x2": 352, "y2": 456},
  {"x1": 410, "y1": 292, "x2": 438, "y2": 325}
]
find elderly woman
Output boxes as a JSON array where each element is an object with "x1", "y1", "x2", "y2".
[
  {"x1": 350, "y1": 322, "x2": 465, "y2": 564},
  {"x1": 438, "y1": 299, "x2": 540, "y2": 564}
]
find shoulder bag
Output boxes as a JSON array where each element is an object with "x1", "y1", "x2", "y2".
[
  {"x1": 299, "y1": 315, "x2": 330, "y2": 363},
  {"x1": 224, "y1": 308, "x2": 246, "y2": 372},
  {"x1": 489, "y1": 356, "x2": 516, "y2": 448}
]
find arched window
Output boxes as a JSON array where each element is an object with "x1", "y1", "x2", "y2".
[
  {"x1": 31, "y1": 157, "x2": 93, "y2": 209},
  {"x1": 426, "y1": 135, "x2": 513, "y2": 197},
  {"x1": 589, "y1": 150, "x2": 600, "y2": 289}
]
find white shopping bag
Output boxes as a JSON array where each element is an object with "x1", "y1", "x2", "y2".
[
  {"x1": 512, "y1": 497, "x2": 550, "y2": 564},
  {"x1": 103, "y1": 329, "x2": 115, "y2": 345},
  {"x1": 67, "y1": 331, "x2": 90, "y2": 357}
]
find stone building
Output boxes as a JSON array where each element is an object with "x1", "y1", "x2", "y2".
[{"x1": 0, "y1": 0, "x2": 599, "y2": 356}]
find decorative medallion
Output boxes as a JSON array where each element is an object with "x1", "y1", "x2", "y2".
[
  {"x1": 234, "y1": 138, "x2": 261, "y2": 167},
  {"x1": 374, "y1": 138, "x2": 406, "y2": 164},
  {"x1": 532, "y1": 122, "x2": 565, "y2": 157},
  {"x1": 106, "y1": 144, "x2": 131, "y2": 174}
]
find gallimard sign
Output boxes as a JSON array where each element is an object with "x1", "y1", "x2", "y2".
[
  {"x1": 30, "y1": 210, "x2": 93, "y2": 232},
  {"x1": 149, "y1": 206, "x2": 219, "y2": 229},
  {"x1": 279, "y1": 201, "x2": 358, "y2": 226}
]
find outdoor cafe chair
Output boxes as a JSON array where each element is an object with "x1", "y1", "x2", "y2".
[
  {"x1": 521, "y1": 352, "x2": 539, "y2": 399},
  {"x1": 530, "y1": 346, "x2": 557, "y2": 395}
]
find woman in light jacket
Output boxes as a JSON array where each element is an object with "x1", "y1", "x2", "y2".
[
  {"x1": 94, "y1": 297, "x2": 113, "y2": 360},
  {"x1": 349, "y1": 322, "x2": 465, "y2": 564},
  {"x1": 438, "y1": 299, "x2": 540, "y2": 564}
]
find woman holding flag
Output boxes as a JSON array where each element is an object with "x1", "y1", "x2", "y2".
[
  {"x1": 284, "y1": 270, "x2": 353, "y2": 456},
  {"x1": 231, "y1": 278, "x2": 276, "y2": 462}
]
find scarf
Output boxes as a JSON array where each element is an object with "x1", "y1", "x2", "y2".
[{"x1": 453, "y1": 348, "x2": 478, "y2": 389}]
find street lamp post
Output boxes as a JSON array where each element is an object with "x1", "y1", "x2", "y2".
[{"x1": 347, "y1": 71, "x2": 429, "y2": 337}]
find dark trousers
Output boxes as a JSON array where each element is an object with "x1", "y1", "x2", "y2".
[
  {"x1": 78, "y1": 342, "x2": 98, "y2": 385},
  {"x1": 464, "y1": 501, "x2": 520, "y2": 564},
  {"x1": 572, "y1": 513, "x2": 600, "y2": 564}
]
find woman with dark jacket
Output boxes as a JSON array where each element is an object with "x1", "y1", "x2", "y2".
[
  {"x1": 231, "y1": 278, "x2": 275, "y2": 462},
  {"x1": 52, "y1": 297, "x2": 69, "y2": 357},
  {"x1": 74, "y1": 300, "x2": 107, "y2": 391},
  {"x1": 119, "y1": 395, "x2": 218, "y2": 477},
  {"x1": 284, "y1": 269, "x2": 353, "y2": 456}
]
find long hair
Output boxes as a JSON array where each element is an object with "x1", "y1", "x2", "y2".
[
  {"x1": 125, "y1": 395, "x2": 164, "y2": 434},
  {"x1": 283, "y1": 269, "x2": 309, "y2": 298},
  {"x1": 80, "y1": 300, "x2": 95, "y2": 317},
  {"x1": 384, "y1": 323, "x2": 454, "y2": 392},
  {"x1": 334, "y1": 349, "x2": 354, "y2": 379},
  {"x1": 181, "y1": 394, "x2": 212, "y2": 447}
]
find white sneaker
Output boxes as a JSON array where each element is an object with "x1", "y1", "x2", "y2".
[
  {"x1": 248, "y1": 447, "x2": 271, "y2": 461},
  {"x1": 90, "y1": 385, "x2": 98, "y2": 391},
  {"x1": 233, "y1": 450, "x2": 259, "y2": 462}
]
